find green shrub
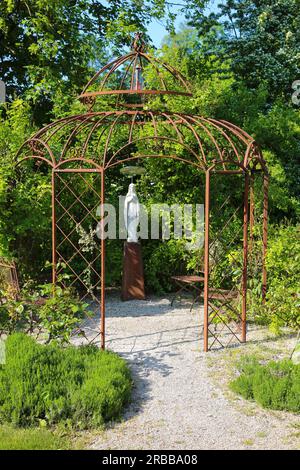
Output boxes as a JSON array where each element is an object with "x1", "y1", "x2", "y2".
[
  {"x1": 230, "y1": 355, "x2": 300, "y2": 412},
  {"x1": 143, "y1": 239, "x2": 197, "y2": 293},
  {"x1": 263, "y1": 225, "x2": 300, "y2": 333},
  {"x1": 248, "y1": 224, "x2": 300, "y2": 333},
  {"x1": 0, "y1": 333, "x2": 132, "y2": 428},
  {"x1": 0, "y1": 278, "x2": 89, "y2": 343}
]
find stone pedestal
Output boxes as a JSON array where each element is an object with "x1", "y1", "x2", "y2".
[{"x1": 121, "y1": 241, "x2": 145, "y2": 301}]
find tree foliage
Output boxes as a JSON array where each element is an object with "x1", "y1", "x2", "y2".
[
  {"x1": 187, "y1": 0, "x2": 300, "y2": 100},
  {"x1": 0, "y1": 0, "x2": 177, "y2": 123}
]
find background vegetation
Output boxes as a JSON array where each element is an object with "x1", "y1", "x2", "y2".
[
  {"x1": 0, "y1": 1, "x2": 299, "y2": 449},
  {"x1": 0, "y1": 0, "x2": 299, "y2": 334},
  {"x1": 0, "y1": 423, "x2": 70, "y2": 450}
]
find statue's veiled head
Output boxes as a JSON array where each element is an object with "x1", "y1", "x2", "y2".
[{"x1": 128, "y1": 183, "x2": 137, "y2": 195}]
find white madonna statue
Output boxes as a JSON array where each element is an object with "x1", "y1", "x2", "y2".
[{"x1": 124, "y1": 183, "x2": 140, "y2": 243}]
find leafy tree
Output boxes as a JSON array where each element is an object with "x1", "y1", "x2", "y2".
[
  {"x1": 159, "y1": 27, "x2": 300, "y2": 220},
  {"x1": 0, "y1": 99, "x2": 37, "y2": 259},
  {"x1": 187, "y1": 0, "x2": 300, "y2": 101},
  {"x1": 0, "y1": 0, "x2": 179, "y2": 123}
]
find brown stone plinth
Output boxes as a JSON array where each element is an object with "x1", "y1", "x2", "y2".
[{"x1": 121, "y1": 241, "x2": 145, "y2": 301}]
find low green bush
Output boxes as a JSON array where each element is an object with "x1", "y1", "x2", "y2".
[
  {"x1": 0, "y1": 277, "x2": 89, "y2": 343},
  {"x1": 230, "y1": 355, "x2": 300, "y2": 412},
  {"x1": 262, "y1": 225, "x2": 300, "y2": 333},
  {"x1": 0, "y1": 333, "x2": 132, "y2": 428}
]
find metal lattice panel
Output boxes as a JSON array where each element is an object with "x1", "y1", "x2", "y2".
[
  {"x1": 205, "y1": 173, "x2": 248, "y2": 350},
  {"x1": 54, "y1": 171, "x2": 102, "y2": 304}
]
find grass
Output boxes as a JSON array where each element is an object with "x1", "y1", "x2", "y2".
[
  {"x1": 0, "y1": 424, "x2": 69, "y2": 450},
  {"x1": 256, "y1": 431, "x2": 268, "y2": 438}
]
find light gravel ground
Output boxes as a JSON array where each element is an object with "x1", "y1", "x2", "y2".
[{"x1": 77, "y1": 295, "x2": 300, "y2": 450}]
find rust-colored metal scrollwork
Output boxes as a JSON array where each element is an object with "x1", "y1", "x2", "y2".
[
  {"x1": 131, "y1": 32, "x2": 146, "y2": 52},
  {"x1": 80, "y1": 95, "x2": 96, "y2": 111}
]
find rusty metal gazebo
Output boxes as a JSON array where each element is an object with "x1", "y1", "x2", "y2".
[{"x1": 16, "y1": 34, "x2": 268, "y2": 351}]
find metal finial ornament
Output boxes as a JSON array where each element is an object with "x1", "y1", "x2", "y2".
[{"x1": 131, "y1": 32, "x2": 145, "y2": 52}]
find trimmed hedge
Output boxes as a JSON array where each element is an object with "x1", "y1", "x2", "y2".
[
  {"x1": 0, "y1": 333, "x2": 132, "y2": 428},
  {"x1": 230, "y1": 356, "x2": 300, "y2": 412}
]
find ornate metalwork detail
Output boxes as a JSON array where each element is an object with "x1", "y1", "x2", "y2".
[
  {"x1": 81, "y1": 95, "x2": 96, "y2": 111},
  {"x1": 131, "y1": 32, "x2": 146, "y2": 52}
]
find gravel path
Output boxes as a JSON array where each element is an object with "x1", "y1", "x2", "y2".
[{"x1": 79, "y1": 295, "x2": 300, "y2": 450}]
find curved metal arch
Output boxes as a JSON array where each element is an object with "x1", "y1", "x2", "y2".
[
  {"x1": 104, "y1": 135, "x2": 205, "y2": 170},
  {"x1": 61, "y1": 116, "x2": 100, "y2": 158},
  {"x1": 206, "y1": 119, "x2": 265, "y2": 171},
  {"x1": 244, "y1": 141, "x2": 267, "y2": 172},
  {"x1": 105, "y1": 152, "x2": 202, "y2": 170},
  {"x1": 206, "y1": 120, "x2": 253, "y2": 166},
  {"x1": 34, "y1": 113, "x2": 95, "y2": 141},
  {"x1": 60, "y1": 113, "x2": 113, "y2": 162},
  {"x1": 128, "y1": 110, "x2": 140, "y2": 142},
  {"x1": 140, "y1": 52, "x2": 192, "y2": 93},
  {"x1": 79, "y1": 50, "x2": 193, "y2": 103},
  {"x1": 207, "y1": 157, "x2": 247, "y2": 172},
  {"x1": 55, "y1": 157, "x2": 103, "y2": 171},
  {"x1": 219, "y1": 119, "x2": 254, "y2": 142},
  {"x1": 208, "y1": 119, "x2": 251, "y2": 146},
  {"x1": 16, "y1": 155, "x2": 54, "y2": 168},
  {"x1": 16, "y1": 137, "x2": 56, "y2": 167},
  {"x1": 80, "y1": 52, "x2": 136, "y2": 95},
  {"x1": 76, "y1": 111, "x2": 205, "y2": 169},
  {"x1": 193, "y1": 116, "x2": 245, "y2": 161},
  {"x1": 109, "y1": 110, "x2": 252, "y2": 169},
  {"x1": 16, "y1": 110, "x2": 263, "y2": 172},
  {"x1": 30, "y1": 111, "x2": 255, "y2": 156},
  {"x1": 172, "y1": 113, "x2": 213, "y2": 165}
]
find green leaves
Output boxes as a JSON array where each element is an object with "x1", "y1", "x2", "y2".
[
  {"x1": 249, "y1": 224, "x2": 300, "y2": 333},
  {"x1": 187, "y1": 0, "x2": 300, "y2": 101},
  {"x1": 0, "y1": 1, "x2": 181, "y2": 108},
  {"x1": 0, "y1": 278, "x2": 90, "y2": 344}
]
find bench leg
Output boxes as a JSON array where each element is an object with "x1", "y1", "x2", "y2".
[{"x1": 171, "y1": 284, "x2": 186, "y2": 306}]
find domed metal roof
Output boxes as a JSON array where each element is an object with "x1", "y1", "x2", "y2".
[
  {"x1": 16, "y1": 33, "x2": 265, "y2": 172},
  {"x1": 16, "y1": 110, "x2": 264, "y2": 171},
  {"x1": 78, "y1": 32, "x2": 193, "y2": 109}
]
